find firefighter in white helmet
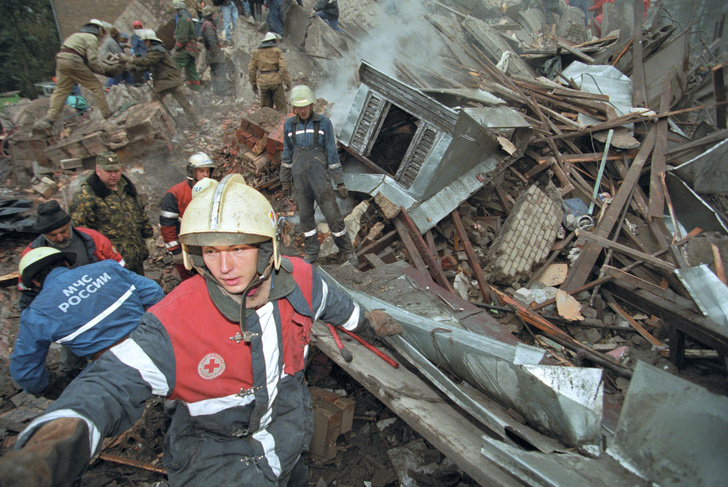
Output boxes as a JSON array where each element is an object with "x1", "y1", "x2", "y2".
[
  {"x1": 0, "y1": 174, "x2": 400, "y2": 487},
  {"x1": 160, "y1": 152, "x2": 217, "y2": 281},
  {"x1": 281, "y1": 85, "x2": 358, "y2": 266}
]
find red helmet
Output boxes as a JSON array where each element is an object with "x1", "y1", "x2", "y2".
[{"x1": 133, "y1": 20, "x2": 143, "y2": 29}]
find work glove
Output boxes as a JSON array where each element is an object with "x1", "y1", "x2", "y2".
[
  {"x1": 0, "y1": 418, "x2": 91, "y2": 487},
  {"x1": 363, "y1": 310, "x2": 402, "y2": 336},
  {"x1": 252, "y1": 84, "x2": 259, "y2": 95},
  {"x1": 172, "y1": 252, "x2": 185, "y2": 266},
  {"x1": 336, "y1": 183, "x2": 349, "y2": 199}
]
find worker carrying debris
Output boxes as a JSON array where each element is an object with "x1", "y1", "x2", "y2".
[
  {"x1": 281, "y1": 85, "x2": 358, "y2": 267},
  {"x1": 71, "y1": 152, "x2": 154, "y2": 276},
  {"x1": 18, "y1": 200, "x2": 125, "y2": 311},
  {"x1": 33, "y1": 19, "x2": 122, "y2": 131},
  {"x1": 160, "y1": 152, "x2": 217, "y2": 281},
  {"x1": 248, "y1": 31, "x2": 291, "y2": 112},
  {"x1": 0, "y1": 175, "x2": 401, "y2": 486},
  {"x1": 9, "y1": 248, "x2": 165, "y2": 396},
  {"x1": 124, "y1": 28, "x2": 199, "y2": 124}
]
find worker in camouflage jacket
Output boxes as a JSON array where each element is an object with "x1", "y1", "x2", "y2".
[
  {"x1": 124, "y1": 28, "x2": 198, "y2": 124},
  {"x1": 172, "y1": 0, "x2": 201, "y2": 91},
  {"x1": 248, "y1": 31, "x2": 291, "y2": 112},
  {"x1": 71, "y1": 152, "x2": 154, "y2": 276}
]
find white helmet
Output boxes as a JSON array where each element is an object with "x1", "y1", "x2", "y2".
[
  {"x1": 179, "y1": 174, "x2": 280, "y2": 275},
  {"x1": 140, "y1": 28, "x2": 162, "y2": 43},
  {"x1": 186, "y1": 152, "x2": 216, "y2": 180},
  {"x1": 290, "y1": 85, "x2": 315, "y2": 107},
  {"x1": 172, "y1": 0, "x2": 186, "y2": 10}
]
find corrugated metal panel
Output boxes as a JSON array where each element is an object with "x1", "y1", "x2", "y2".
[
  {"x1": 359, "y1": 62, "x2": 458, "y2": 133},
  {"x1": 397, "y1": 124, "x2": 439, "y2": 189}
]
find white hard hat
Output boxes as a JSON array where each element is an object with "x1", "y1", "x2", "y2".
[
  {"x1": 140, "y1": 28, "x2": 162, "y2": 43},
  {"x1": 262, "y1": 32, "x2": 280, "y2": 43},
  {"x1": 179, "y1": 174, "x2": 280, "y2": 274},
  {"x1": 186, "y1": 152, "x2": 216, "y2": 180},
  {"x1": 290, "y1": 85, "x2": 315, "y2": 107}
]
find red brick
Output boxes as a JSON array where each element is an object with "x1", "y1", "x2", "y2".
[
  {"x1": 249, "y1": 124, "x2": 265, "y2": 138},
  {"x1": 239, "y1": 119, "x2": 249, "y2": 131}
]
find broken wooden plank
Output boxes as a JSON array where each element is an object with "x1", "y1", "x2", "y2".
[
  {"x1": 711, "y1": 243, "x2": 726, "y2": 285},
  {"x1": 575, "y1": 229, "x2": 676, "y2": 272},
  {"x1": 393, "y1": 216, "x2": 430, "y2": 278},
  {"x1": 450, "y1": 210, "x2": 496, "y2": 304},
  {"x1": 605, "y1": 292, "x2": 663, "y2": 348},
  {"x1": 98, "y1": 453, "x2": 167, "y2": 475},
  {"x1": 601, "y1": 265, "x2": 699, "y2": 312},
  {"x1": 562, "y1": 127, "x2": 657, "y2": 291},
  {"x1": 713, "y1": 63, "x2": 727, "y2": 130},
  {"x1": 398, "y1": 207, "x2": 454, "y2": 293},
  {"x1": 648, "y1": 77, "x2": 671, "y2": 220}
]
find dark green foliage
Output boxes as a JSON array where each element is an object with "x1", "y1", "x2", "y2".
[{"x1": 0, "y1": 0, "x2": 61, "y2": 98}]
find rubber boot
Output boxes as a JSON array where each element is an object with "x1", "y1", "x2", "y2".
[
  {"x1": 343, "y1": 251, "x2": 359, "y2": 267},
  {"x1": 303, "y1": 234, "x2": 320, "y2": 265}
]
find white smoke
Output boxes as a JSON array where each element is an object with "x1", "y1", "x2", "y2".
[{"x1": 316, "y1": 0, "x2": 449, "y2": 129}]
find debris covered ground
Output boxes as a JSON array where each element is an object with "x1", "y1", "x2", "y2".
[{"x1": 1, "y1": 0, "x2": 728, "y2": 485}]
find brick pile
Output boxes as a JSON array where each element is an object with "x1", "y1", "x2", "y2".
[
  {"x1": 236, "y1": 107, "x2": 289, "y2": 165},
  {"x1": 483, "y1": 185, "x2": 563, "y2": 285}
]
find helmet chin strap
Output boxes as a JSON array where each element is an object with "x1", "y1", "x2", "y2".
[{"x1": 237, "y1": 258, "x2": 274, "y2": 340}]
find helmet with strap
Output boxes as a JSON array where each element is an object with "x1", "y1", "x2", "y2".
[{"x1": 179, "y1": 174, "x2": 280, "y2": 277}]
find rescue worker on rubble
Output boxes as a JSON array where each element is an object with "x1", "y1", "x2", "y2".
[
  {"x1": 249, "y1": 31, "x2": 291, "y2": 112},
  {"x1": 33, "y1": 19, "x2": 120, "y2": 131},
  {"x1": 200, "y1": 6, "x2": 231, "y2": 96},
  {"x1": 160, "y1": 152, "x2": 217, "y2": 281},
  {"x1": 18, "y1": 200, "x2": 124, "y2": 310},
  {"x1": 71, "y1": 152, "x2": 154, "y2": 276},
  {"x1": 266, "y1": 0, "x2": 285, "y2": 35},
  {"x1": 0, "y1": 174, "x2": 401, "y2": 486},
  {"x1": 314, "y1": 0, "x2": 341, "y2": 32},
  {"x1": 101, "y1": 27, "x2": 134, "y2": 87},
  {"x1": 172, "y1": 0, "x2": 201, "y2": 91},
  {"x1": 9, "y1": 248, "x2": 165, "y2": 397},
  {"x1": 124, "y1": 29, "x2": 199, "y2": 124},
  {"x1": 281, "y1": 85, "x2": 358, "y2": 267}
]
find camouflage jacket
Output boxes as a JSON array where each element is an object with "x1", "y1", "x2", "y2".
[
  {"x1": 127, "y1": 44, "x2": 184, "y2": 93},
  {"x1": 71, "y1": 173, "x2": 154, "y2": 270}
]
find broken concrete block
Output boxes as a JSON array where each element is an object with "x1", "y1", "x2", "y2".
[
  {"x1": 304, "y1": 15, "x2": 349, "y2": 59},
  {"x1": 79, "y1": 132, "x2": 107, "y2": 156},
  {"x1": 33, "y1": 177, "x2": 58, "y2": 199},
  {"x1": 284, "y1": 3, "x2": 309, "y2": 49},
  {"x1": 483, "y1": 185, "x2": 563, "y2": 285},
  {"x1": 60, "y1": 158, "x2": 83, "y2": 170},
  {"x1": 374, "y1": 192, "x2": 400, "y2": 220}
]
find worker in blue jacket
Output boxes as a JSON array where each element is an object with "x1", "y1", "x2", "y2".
[{"x1": 10, "y1": 247, "x2": 165, "y2": 395}]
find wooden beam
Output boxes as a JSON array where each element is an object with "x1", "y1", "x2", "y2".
[
  {"x1": 601, "y1": 265, "x2": 699, "y2": 312},
  {"x1": 575, "y1": 229, "x2": 676, "y2": 271},
  {"x1": 397, "y1": 207, "x2": 455, "y2": 293},
  {"x1": 561, "y1": 127, "x2": 657, "y2": 291},
  {"x1": 450, "y1": 210, "x2": 496, "y2": 304},
  {"x1": 713, "y1": 63, "x2": 727, "y2": 130},
  {"x1": 393, "y1": 217, "x2": 430, "y2": 278},
  {"x1": 604, "y1": 290, "x2": 663, "y2": 347},
  {"x1": 648, "y1": 77, "x2": 671, "y2": 220},
  {"x1": 632, "y1": 0, "x2": 648, "y2": 107}
]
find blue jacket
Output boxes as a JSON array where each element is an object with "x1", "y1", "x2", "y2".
[
  {"x1": 10, "y1": 260, "x2": 165, "y2": 394},
  {"x1": 280, "y1": 112, "x2": 344, "y2": 185}
]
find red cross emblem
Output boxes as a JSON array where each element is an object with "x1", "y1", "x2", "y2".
[{"x1": 198, "y1": 353, "x2": 225, "y2": 379}]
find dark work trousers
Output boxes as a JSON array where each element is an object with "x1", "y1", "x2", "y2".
[
  {"x1": 291, "y1": 145, "x2": 352, "y2": 260},
  {"x1": 260, "y1": 83, "x2": 286, "y2": 112}
]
